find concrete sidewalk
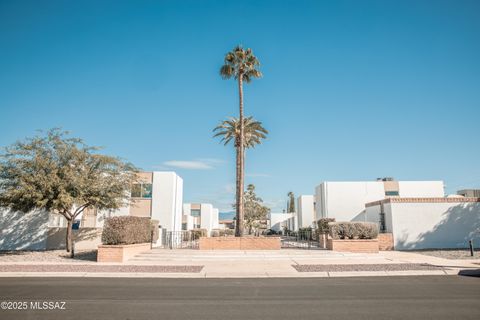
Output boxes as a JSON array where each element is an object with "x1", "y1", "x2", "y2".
[{"x1": 1, "y1": 249, "x2": 479, "y2": 278}]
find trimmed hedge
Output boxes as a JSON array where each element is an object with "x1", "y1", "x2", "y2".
[
  {"x1": 328, "y1": 222, "x2": 378, "y2": 240},
  {"x1": 219, "y1": 229, "x2": 235, "y2": 236},
  {"x1": 102, "y1": 216, "x2": 152, "y2": 245}
]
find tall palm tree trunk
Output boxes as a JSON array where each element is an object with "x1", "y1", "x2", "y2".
[{"x1": 236, "y1": 75, "x2": 245, "y2": 237}]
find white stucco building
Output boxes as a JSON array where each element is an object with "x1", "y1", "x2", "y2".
[
  {"x1": 364, "y1": 197, "x2": 480, "y2": 250},
  {"x1": 315, "y1": 179, "x2": 445, "y2": 222}
]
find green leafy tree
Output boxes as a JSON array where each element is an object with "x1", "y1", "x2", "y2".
[
  {"x1": 219, "y1": 45, "x2": 262, "y2": 236},
  {"x1": 213, "y1": 117, "x2": 268, "y2": 235},
  {"x1": 232, "y1": 184, "x2": 270, "y2": 235},
  {"x1": 287, "y1": 191, "x2": 295, "y2": 213},
  {"x1": 0, "y1": 129, "x2": 138, "y2": 257},
  {"x1": 243, "y1": 184, "x2": 270, "y2": 235}
]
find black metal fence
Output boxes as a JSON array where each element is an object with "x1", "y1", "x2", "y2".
[
  {"x1": 159, "y1": 230, "x2": 199, "y2": 249},
  {"x1": 280, "y1": 229, "x2": 321, "y2": 249}
]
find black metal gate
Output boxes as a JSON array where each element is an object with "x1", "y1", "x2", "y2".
[
  {"x1": 160, "y1": 231, "x2": 199, "y2": 249},
  {"x1": 280, "y1": 230, "x2": 321, "y2": 249}
]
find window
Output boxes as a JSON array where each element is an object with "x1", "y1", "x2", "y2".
[
  {"x1": 131, "y1": 183, "x2": 153, "y2": 198},
  {"x1": 191, "y1": 209, "x2": 201, "y2": 217},
  {"x1": 385, "y1": 191, "x2": 399, "y2": 196}
]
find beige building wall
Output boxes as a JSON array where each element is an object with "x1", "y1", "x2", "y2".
[{"x1": 129, "y1": 199, "x2": 152, "y2": 217}]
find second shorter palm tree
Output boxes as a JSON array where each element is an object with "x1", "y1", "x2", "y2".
[{"x1": 213, "y1": 116, "x2": 268, "y2": 236}]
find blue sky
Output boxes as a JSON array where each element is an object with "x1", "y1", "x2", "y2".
[{"x1": 1, "y1": 0, "x2": 479, "y2": 212}]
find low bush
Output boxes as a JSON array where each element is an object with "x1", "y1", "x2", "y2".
[
  {"x1": 328, "y1": 221, "x2": 378, "y2": 240},
  {"x1": 219, "y1": 229, "x2": 235, "y2": 236},
  {"x1": 353, "y1": 222, "x2": 378, "y2": 239},
  {"x1": 102, "y1": 216, "x2": 152, "y2": 245},
  {"x1": 316, "y1": 218, "x2": 336, "y2": 234},
  {"x1": 210, "y1": 229, "x2": 220, "y2": 237},
  {"x1": 190, "y1": 228, "x2": 207, "y2": 240}
]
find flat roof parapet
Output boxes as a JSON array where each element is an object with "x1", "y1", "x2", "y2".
[{"x1": 365, "y1": 197, "x2": 480, "y2": 207}]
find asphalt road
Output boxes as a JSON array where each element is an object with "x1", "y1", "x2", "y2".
[{"x1": 0, "y1": 276, "x2": 479, "y2": 320}]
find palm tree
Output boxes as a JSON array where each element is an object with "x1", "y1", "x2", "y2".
[
  {"x1": 219, "y1": 46, "x2": 262, "y2": 237},
  {"x1": 213, "y1": 116, "x2": 267, "y2": 236},
  {"x1": 287, "y1": 192, "x2": 295, "y2": 213}
]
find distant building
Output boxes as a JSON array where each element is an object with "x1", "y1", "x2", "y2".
[
  {"x1": 457, "y1": 189, "x2": 480, "y2": 198},
  {"x1": 297, "y1": 195, "x2": 315, "y2": 228},
  {"x1": 182, "y1": 203, "x2": 219, "y2": 234}
]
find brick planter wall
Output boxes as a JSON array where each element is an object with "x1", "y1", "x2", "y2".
[
  {"x1": 327, "y1": 239, "x2": 379, "y2": 253},
  {"x1": 378, "y1": 233, "x2": 394, "y2": 251},
  {"x1": 97, "y1": 243, "x2": 151, "y2": 262},
  {"x1": 199, "y1": 237, "x2": 281, "y2": 250}
]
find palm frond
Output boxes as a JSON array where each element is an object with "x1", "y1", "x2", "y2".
[{"x1": 212, "y1": 116, "x2": 268, "y2": 149}]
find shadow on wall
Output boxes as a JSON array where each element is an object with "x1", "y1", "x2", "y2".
[
  {"x1": 0, "y1": 210, "x2": 102, "y2": 251},
  {"x1": 46, "y1": 228, "x2": 102, "y2": 250},
  {"x1": 396, "y1": 203, "x2": 480, "y2": 250},
  {"x1": 0, "y1": 210, "x2": 49, "y2": 250},
  {"x1": 351, "y1": 210, "x2": 366, "y2": 222}
]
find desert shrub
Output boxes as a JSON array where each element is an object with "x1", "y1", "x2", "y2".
[
  {"x1": 328, "y1": 222, "x2": 348, "y2": 239},
  {"x1": 317, "y1": 218, "x2": 336, "y2": 234},
  {"x1": 329, "y1": 221, "x2": 379, "y2": 240},
  {"x1": 150, "y1": 219, "x2": 159, "y2": 243},
  {"x1": 210, "y1": 229, "x2": 220, "y2": 237},
  {"x1": 219, "y1": 229, "x2": 235, "y2": 236},
  {"x1": 190, "y1": 228, "x2": 207, "y2": 240},
  {"x1": 353, "y1": 222, "x2": 378, "y2": 239},
  {"x1": 102, "y1": 216, "x2": 151, "y2": 245}
]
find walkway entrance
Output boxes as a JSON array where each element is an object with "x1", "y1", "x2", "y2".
[
  {"x1": 280, "y1": 230, "x2": 322, "y2": 249},
  {"x1": 159, "y1": 231, "x2": 199, "y2": 249}
]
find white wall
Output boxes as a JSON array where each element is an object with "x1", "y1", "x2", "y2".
[
  {"x1": 390, "y1": 201, "x2": 480, "y2": 250},
  {"x1": 315, "y1": 181, "x2": 386, "y2": 222},
  {"x1": 200, "y1": 203, "x2": 213, "y2": 233},
  {"x1": 366, "y1": 200, "x2": 480, "y2": 250},
  {"x1": 398, "y1": 181, "x2": 444, "y2": 197},
  {"x1": 0, "y1": 209, "x2": 49, "y2": 250},
  {"x1": 151, "y1": 172, "x2": 183, "y2": 231},
  {"x1": 297, "y1": 195, "x2": 315, "y2": 228},
  {"x1": 269, "y1": 213, "x2": 293, "y2": 232},
  {"x1": 212, "y1": 208, "x2": 219, "y2": 230}
]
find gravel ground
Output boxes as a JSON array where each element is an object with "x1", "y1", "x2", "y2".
[
  {"x1": 0, "y1": 264, "x2": 204, "y2": 273},
  {"x1": 293, "y1": 263, "x2": 445, "y2": 272},
  {"x1": 0, "y1": 250, "x2": 97, "y2": 262},
  {"x1": 409, "y1": 249, "x2": 480, "y2": 260}
]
